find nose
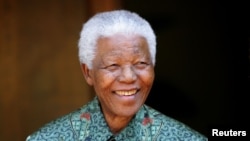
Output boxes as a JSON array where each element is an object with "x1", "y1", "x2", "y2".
[{"x1": 118, "y1": 66, "x2": 137, "y2": 83}]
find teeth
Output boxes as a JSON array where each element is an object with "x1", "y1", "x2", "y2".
[{"x1": 115, "y1": 90, "x2": 137, "y2": 96}]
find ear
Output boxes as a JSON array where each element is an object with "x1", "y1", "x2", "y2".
[{"x1": 81, "y1": 64, "x2": 93, "y2": 86}]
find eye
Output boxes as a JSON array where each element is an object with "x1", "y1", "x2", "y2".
[
  {"x1": 135, "y1": 62, "x2": 148, "y2": 69},
  {"x1": 105, "y1": 64, "x2": 119, "y2": 71}
]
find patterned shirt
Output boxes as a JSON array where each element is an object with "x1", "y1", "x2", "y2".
[{"x1": 26, "y1": 97, "x2": 207, "y2": 141}]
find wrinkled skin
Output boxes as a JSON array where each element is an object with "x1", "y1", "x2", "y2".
[{"x1": 81, "y1": 34, "x2": 155, "y2": 133}]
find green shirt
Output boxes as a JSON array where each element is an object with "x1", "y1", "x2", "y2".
[{"x1": 26, "y1": 97, "x2": 207, "y2": 141}]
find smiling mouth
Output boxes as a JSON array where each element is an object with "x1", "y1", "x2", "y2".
[{"x1": 114, "y1": 89, "x2": 138, "y2": 96}]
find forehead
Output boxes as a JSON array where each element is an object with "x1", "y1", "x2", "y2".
[{"x1": 96, "y1": 34, "x2": 149, "y2": 55}]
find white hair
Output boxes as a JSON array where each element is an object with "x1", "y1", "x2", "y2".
[{"x1": 78, "y1": 10, "x2": 156, "y2": 69}]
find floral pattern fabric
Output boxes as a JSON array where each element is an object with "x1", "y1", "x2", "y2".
[{"x1": 26, "y1": 97, "x2": 207, "y2": 141}]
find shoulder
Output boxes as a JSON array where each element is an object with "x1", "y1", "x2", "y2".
[
  {"x1": 26, "y1": 112, "x2": 75, "y2": 140},
  {"x1": 26, "y1": 101, "x2": 94, "y2": 141},
  {"x1": 144, "y1": 105, "x2": 208, "y2": 141}
]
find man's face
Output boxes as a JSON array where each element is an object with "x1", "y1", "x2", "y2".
[{"x1": 83, "y1": 34, "x2": 154, "y2": 118}]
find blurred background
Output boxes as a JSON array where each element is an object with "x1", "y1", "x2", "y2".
[{"x1": 0, "y1": 0, "x2": 248, "y2": 140}]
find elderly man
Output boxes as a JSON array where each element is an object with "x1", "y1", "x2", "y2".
[{"x1": 26, "y1": 10, "x2": 207, "y2": 141}]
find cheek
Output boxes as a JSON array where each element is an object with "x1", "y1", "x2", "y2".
[
  {"x1": 94, "y1": 72, "x2": 117, "y2": 90},
  {"x1": 138, "y1": 69, "x2": 154, "y2": 87}
]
